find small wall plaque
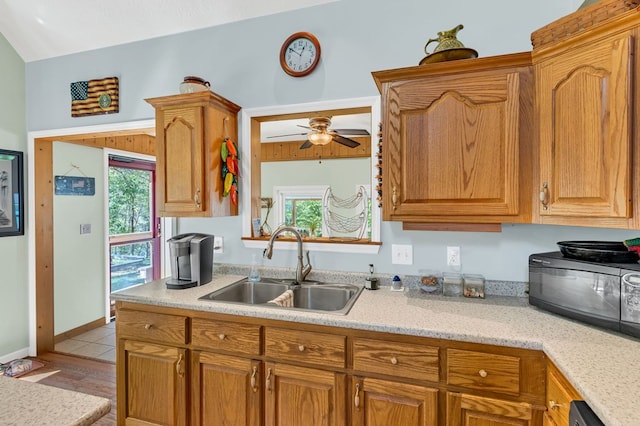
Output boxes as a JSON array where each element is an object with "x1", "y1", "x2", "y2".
[
  {"x1": 70, "y1": 76, "x2": 119, "y2": 117},
  {"x1": 54, "y1": 176, "x2": 95, "y2": 196}
]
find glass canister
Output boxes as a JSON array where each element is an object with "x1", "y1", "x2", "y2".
[
  {"x1": 443, "y1": 272, "x2": 463, "y2": 297},
  {"x1": 463, "y1": 274, "x2": 485, "y2": 298}
]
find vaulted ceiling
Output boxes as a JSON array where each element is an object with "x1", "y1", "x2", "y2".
[{"x1": 0, "y1": 0, "x2": 337, "y2": 62}]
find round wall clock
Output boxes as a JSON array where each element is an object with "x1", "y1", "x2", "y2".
[{"x1": 280, "y1": 32, "x2": 321, "y2": 77}]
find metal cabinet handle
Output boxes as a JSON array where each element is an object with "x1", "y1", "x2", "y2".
[
  {"x1": 218, "y1": 334, "x2": 226, "y2": 340},
  {"x1": 390, "y1": 356, "x2": 398, "y2": 365},
  {"x1": 250, "y1": 366, "x2": 258, "y2": 393},
  {"x1": 144, "y1": 324, "x2": 153, "y2": 330},
  {"x1": 549, "y1": 400, "x2": 561, "y2": 410},
  {"x1": 354, "y1": 383, "x2": 361, "y2": 409},
  {"x1": 392, "y1": 186, "x2": 398, "y2": 210},
  {"x1": 266, "y1": 368, "x2": 272, "y2": 392},
  {"x1": 540, "y1": 182, "x2": 549, "y2": 210},
  {"x1": 298, "y1": 345, "x2": 305, "y2": 352},
  {"x1": 478, "y1": 369, "x2": 488, "y2": 378},
  {"x1": 176, "y1": 354, "x2": 184, "y2": 377},
  {"x1": 194, "y1": 189, "x2": 201, "y2": 208}
]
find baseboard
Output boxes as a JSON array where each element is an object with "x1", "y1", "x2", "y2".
[
  {"x1": 0, "y1": 347, "x2": 30, "y2": 364},
  {"x1": 54, "y1": 317, "x2": 107, "y2": 344}
]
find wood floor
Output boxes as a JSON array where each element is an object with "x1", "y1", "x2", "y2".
[{"x1": 23, "y1": 352, "x2": 116, "y2": 425}]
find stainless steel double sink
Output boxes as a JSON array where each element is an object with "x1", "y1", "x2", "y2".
[{"x1": 199, "y1": 277, "x2": 364, "y2": 315}]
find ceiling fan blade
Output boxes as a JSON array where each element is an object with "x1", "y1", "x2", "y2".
[
  {"x1": 266, "y1": 132, "x2": 309, "y2": 138},
  {"x1": 333, "y1": 135, "x2": 361, "y2": 148},
  {"x1": 299, "y1": 140, "x2": 313, "y2": 149},
  {"x1": 331, "y1": 128, "x2": 370, "y2": 136},
  {"x1": 297, "y1": 124, "x2": 314, "y2": 130}
]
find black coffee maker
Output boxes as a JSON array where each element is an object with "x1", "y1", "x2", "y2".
[{"x1": 166, "y1": 233, "x2": 214, "y2": 289}]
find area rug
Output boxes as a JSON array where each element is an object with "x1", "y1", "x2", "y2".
[{"x1": 0, "y1": 358, "x2": 45, "y2": 378}]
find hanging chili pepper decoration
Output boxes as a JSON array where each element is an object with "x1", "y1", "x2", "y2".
[{"x1": 221, "y1": 137, "x2": 239, "y2": 206}]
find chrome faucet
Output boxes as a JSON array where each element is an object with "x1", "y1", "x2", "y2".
[{"x1": 263, "y1": 226, "x2": 312, "y2": 284}]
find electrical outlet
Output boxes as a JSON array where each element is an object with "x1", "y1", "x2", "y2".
[
  {"x1": 391, "y1": 244, "x2": 413, "y2": 265},
  {"x1": 80, "y1": 223, "x2": 91, "y2": 234},
  {"x1": 447, "y1": 246, "x2": 461, "y2": 267},
  {"x1": 214, "y1": 236, "x2": 224, "y2": 254}
]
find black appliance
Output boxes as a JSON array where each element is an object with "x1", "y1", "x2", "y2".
[
  {"x1": 569, "y1": 400, "x2": 604, "y2": 426},
  {"x1": 529, "y1": 251, "x2": 640, "y2": 338}
]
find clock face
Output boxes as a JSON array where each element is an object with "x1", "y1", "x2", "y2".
[{"x1": 280, "y1": 32, "x2": 321, "y2": 77}]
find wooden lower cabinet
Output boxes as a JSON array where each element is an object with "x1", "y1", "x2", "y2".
[
  {"x1": 191, "y1": 351, "x2": 262, "y2": 426},
  {"x1": 446, "y1": 392, "x2": 541, "y2": 426},
  {"x1": 117, "y1": 339, "x2": 188, "y2": 426},
  {"x1": 351, "y1": 376, "x2": 438, "y2": 426},
  {"x1": 116, "y1": 303, "x2": 556, "y2": 426},
  {"x1": 264, "y1": 362, "x2": 346, "y2": 426}
]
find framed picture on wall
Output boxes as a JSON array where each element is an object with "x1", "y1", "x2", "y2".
[{"x1": 0, "y1": 149, "x2": 24, "y2": 237}]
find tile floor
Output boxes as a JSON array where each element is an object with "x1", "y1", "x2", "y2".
[{"x1": 54, "y1": 321, "x2": 116, "y2": 363}]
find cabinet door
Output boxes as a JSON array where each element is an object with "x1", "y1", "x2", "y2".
[
  {"x1": 264, "y1": 362, "x2": 346, "y2": 426},
  {"x1": 351, "y1": 376, "x2": 438, "y2": 426},
  {"x1": 118, "y1": 339, "x2": 187, "y2": 426},
  {"x1": 382, "y1": 66, "x2": 531, "y2": 222},
  {"x1": 191, "y1": 351, "x2": 262, "y2": 426},
  {"x1": 156, "y1": 105, "x2": 206, "y2": 216},
  {"x1": 447, "y1": 392, "x2": 539, "y2": 426},
  {"x1": 536, "y1": 30, "x2": 632, "y2": 220}
]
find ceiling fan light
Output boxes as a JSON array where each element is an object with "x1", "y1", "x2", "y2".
[{"x1": 308, "y1": 132, "x2": 333, "y2": 146}]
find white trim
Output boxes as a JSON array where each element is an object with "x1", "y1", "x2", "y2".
[
  {"x1": 272, "y1": 184, "x2": 328, "y2": 231},
  {"x1": 240, "y1": 96, "x2": 381, "y2": 255},
  {"x1": 27, "y1": 119, "x2": 154, "y2": 356},
  {"x1": 0, "y1": 347, "x2": 30, "y2": 364}
]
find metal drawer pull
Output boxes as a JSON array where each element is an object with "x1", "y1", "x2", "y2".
[
  {"x1": 144, "y1": 324, "x2": 153, "y2": 330},
  {"x1": 298, "y1": 345, "x2": 305, "y2": 352},
  {"x1": 194, "y1": 189, "x2": 201, "y2": 208},
  {"x1": 354, "y1": 383, "x2": 361, "y2": 409},
  {"x1": 218, "y1": 334, "x2": 226, "y2": 340},
  {"x1": 478, "y1": 369, "x2": 488, "y2": 378},
  {"x1": 549, "y1": 400, "x2": 561, "y2": 410},
  {"x1": 266, "y1": 368, "x2": 272, "y2": 392},
  {"x1": 176, "y1": 354, "x2": 184, "y2": 377},
  {"x1": 540, "y1": 182, "x2": 549, "y2": 210},
  {"x1": 390, "y1": 356, "x2": 398, "y2": 365},
  {"x1": 250, "y1": 366, "x2": 258, "y2": 393}
]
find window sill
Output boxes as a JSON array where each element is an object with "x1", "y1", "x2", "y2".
[{"x1": 241, "y1": 237, "x2": 381, "y2": 254}]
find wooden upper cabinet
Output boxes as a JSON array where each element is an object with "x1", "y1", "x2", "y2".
[
  {"x1": 534, "y1": 27, "x2": 633, "y2": 225},
  {"x1": 146, "y1": 91, "x2": 241, "y2": 217},
  {"x1": 372, "y1": 53, "x2": 534, "y2": 226}
]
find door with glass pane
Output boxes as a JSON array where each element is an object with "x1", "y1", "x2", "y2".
[{"x1": 109, "y1": 156, "x2": 160, "y2": 295}]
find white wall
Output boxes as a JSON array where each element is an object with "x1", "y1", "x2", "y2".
[
  {"x1": 0, "y1": 33, "x2": 28, "y2": 361},
  {"x1": 52, "y1": 142, "x2": 105, "y2": 335}
]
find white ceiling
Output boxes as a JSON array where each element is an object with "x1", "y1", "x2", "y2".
[{"x1": 0, "y1": 0, "x2": 337, "y2": 62}]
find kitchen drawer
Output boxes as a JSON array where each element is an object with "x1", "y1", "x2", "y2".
[
  {"x1": 546, "y1": 362, "x2": 581, "y2": 426},
  {"x1": 265, "y1": 327, "x2": 346, "y2": 368},
  {"x1": 352, "y1": 337, "x2": 439, "y2": 382},
  {"x1": 191, "y1": 318, "x2": 261, "y2": 356},
  {"x1": 447, "y1": 348, "x2": 520, "y2": 395},
  {"x1": 117, "y1": 309, "x2": 187, "y2": 345}
]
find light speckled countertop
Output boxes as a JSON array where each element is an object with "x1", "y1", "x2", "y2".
[
  {"x1": 0, "y1": 375, "x2": 110, "y2": 425},
  {"x1": 112, "y1": 273, "x2": 640, "y2": 426}
]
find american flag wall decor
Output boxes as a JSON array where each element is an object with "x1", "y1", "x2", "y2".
[{"x1": 70, "y1": 76, "x2": 119, "y2": 117}]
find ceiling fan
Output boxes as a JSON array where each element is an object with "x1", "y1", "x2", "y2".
[{"x1": 267, "y1": 117, "x2": 370, "y2": 149}]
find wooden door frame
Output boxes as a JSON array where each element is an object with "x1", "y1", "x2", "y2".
[{"x1": 28, "y1": 120, "x2": 155, "y2": 355}]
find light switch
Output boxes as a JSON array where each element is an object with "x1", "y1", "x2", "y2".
[{"x1": 391, "y1": 244, "x2": 413, "y2": 265}]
